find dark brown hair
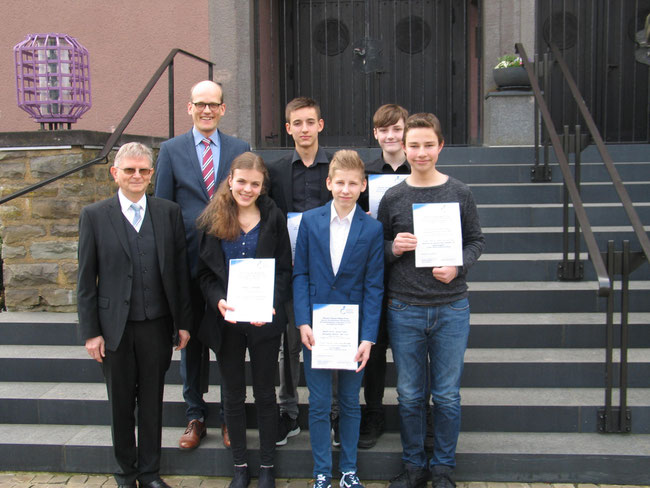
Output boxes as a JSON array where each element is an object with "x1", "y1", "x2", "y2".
[
  {"x1": 196, "y1": 152, "x2": 269, "y2": 240},
  {"x1": 373, "y1": 104, "x2": 409, "y2": 129},
  {"x1": 403, "y1": 112, "x2": 444, "y2": 144},
  {"x1": 285, "y1": 96, "x2": 321, "y2": 123}
]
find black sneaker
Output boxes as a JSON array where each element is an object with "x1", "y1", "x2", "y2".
[
  {"x1": 431, "y1": 466, "x2": 455, "y2": 488},
  {"x1": 330, "y1": 413, "x2": 341, "y2": 447},
  {"x1": 387, "y1": 466, "x2": 429, "y2": 488},
  {"x1": 228, "y1": 466, "x2": 250, "y2": 488},
  {"x1": 358, "y1": 410, "x2": 384, "y2": 449},
  {"x1": 276, "y1": 412, "x2": 300, "y2": 446}
]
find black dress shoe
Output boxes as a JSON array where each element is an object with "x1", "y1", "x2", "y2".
[
  {"x1": 140, "y1": 479, "x2": 171, "y2": 488},
  {"x1": 229, "y1": 465, "x2": 251, "y2": 488}
]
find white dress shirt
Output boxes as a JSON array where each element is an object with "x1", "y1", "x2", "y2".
[
  {"x1": 118, "y1": 190, "x2": 147, "y2": 232},
  {"x1": 329, "y1": 202, "x2": 355, "y2": 276}
]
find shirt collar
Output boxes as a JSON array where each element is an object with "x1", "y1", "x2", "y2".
[
  {"x1": 330, "y1": 201, "x2": 355, "y2": 224},
  {"x1": 117, "y1": 189, "x2": 147, "y2": 213},
  {"x1": 193, "y1": 127, "x2": 221, "y2": 147},
  {"x1": 291, "y1": 146, "x2": 329, "y2": 166}
]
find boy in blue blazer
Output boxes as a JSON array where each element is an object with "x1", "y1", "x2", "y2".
[{"x1": 293, "y1": 150, "x2": 384, "y2": 488}]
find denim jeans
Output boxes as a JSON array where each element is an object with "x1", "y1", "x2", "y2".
[
  {"x1": 387, "y1": 297, "x2": 470, "y2": 469},
  {"x1": 303, "y1": 346, "x2": 364, "y2": 478}
]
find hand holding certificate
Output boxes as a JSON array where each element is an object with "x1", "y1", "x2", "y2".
[
  {"x1": 311, "y1": 304, "x2": 359, "y2": 370},
  {"x1": 413, "y1": 202, "x2": 463, "y2": 267},
  {"x1": 223, "y1": 258, "x2": 275, "y2": 323}
]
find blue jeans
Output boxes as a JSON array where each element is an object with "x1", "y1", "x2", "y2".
[
  {"x1": 303, "y1": 346, "x2": 364, "y2": 478},
  {"x1": 387, "y1": 297, "x2": 470, "y2": 469}
]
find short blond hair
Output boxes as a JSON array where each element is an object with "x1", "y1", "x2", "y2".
[{"x1": 328, "y1": 150, "x2": 365, "y2": 179}]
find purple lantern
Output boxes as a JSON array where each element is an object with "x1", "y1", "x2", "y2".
[{"x1": 14, "y1": 33, "x2": 91, "y2": 130}]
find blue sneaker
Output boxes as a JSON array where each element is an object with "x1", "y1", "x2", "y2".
[
  {"x1": 340, "y1": 472, "x2": 364, "y2": 488},
  {"x1": 314, "y1": 474, "x2": 331, "y2": 488}
]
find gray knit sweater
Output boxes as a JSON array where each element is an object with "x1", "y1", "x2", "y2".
[{"x1": 377, "y1": 176, "x2": 485, "y2": 306}]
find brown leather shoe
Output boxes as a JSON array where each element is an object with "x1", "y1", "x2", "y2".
[
  {"x1": 221, "y1": 422, "x2": 231, "y2": 448},
  {"x1": 179, "y1": 419, "x2": 206, "y2": 450}
]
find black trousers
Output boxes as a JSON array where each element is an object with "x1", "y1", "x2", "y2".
[
  {"x1": 217, "y1": 325, "x2": 280, "y2": 467},
  {"x1": 102, "y1": 316, "x2": 172, "y2": 485},
  {"x1": 362, "y1": 300, "x2": 389, "y2": 414}
]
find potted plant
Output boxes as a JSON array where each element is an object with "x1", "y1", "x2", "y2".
[{"x1": 493, "y1": 54, "x2": 530, "y2": 89}]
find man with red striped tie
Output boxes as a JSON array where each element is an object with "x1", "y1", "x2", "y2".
[{"x1": 155, "y1": 80, "x2": 250, "y2": 451}]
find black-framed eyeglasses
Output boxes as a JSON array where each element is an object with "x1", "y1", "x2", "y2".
[
  {"x1": 192, "y1": 102, "x2": 223, "y2": 111},
  {"x1": 116, "y1": 167, "x2": 153, "y2": 176}
]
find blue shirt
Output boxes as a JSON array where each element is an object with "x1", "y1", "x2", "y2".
[
  {"x1": 193, "y1": 127, "x2": 222, "y2": 181},
  {"x1": 221, "y1": 222, "x2": 261, "y2": 267}
]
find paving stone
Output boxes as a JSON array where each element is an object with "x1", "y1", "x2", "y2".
[
  {"x1": 285, "y1": 480, "x2": 311, "y2": 488},
  {"x1": 66, "y1": 475, "x2": 89, "y2": 485},
  {"x1": 179, "y1": 478, "x2": 203, "y2": 488},
  {"x1": 197, "y1": 478, "x2": 229, "y2": 488},
  {"x1": 487, "y1": 483, "x2": 509, "y2": 488},
  {"x1": 507, "y1": 484, "x2": 531, "y2": 488},
  {"x1": 32, "y1": 474, "x2": 59, "y2": 484},
  {"x1": 551, "y1": 485, "x2": 576, "y2": 488},
  {"x1": 466, "y1": 483, "x2": 489, "y2": 488},
  {"x1": 84, "y1": 475, "x2": 110, "y2": 486},
  {"x1": 577, "y1": 485, "x2": 598, "y2": 488}
]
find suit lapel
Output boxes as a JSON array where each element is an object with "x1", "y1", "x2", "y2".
[
  {"x1": 316, "y1": 205, "x2": 335, "y2": 279},
  {"x1": 107, "y1": 195, "x2": 131, "y2": 260},
  {"x1": 335, "y1": 206, "x2": 363, "y2": 279},
  {"x1": 147, "y1": 196, "x2": 166, "y2": 274},
  {"x1": 185, "y1": 130, "x2": 210, "y2": 201},
  {"x1": 215, "y1": 130, "x2": 231, "y2": 187}
]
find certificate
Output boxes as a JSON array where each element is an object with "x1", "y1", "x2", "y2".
[
  {"x1": 311, "y1": 304, "x2": 359, "y2": 370},
  {"x1": 225, "y1": 258, "x2": 275, "y2": 323},
  {"x1": 287, "y1": 212, "x2": 303, "y2": 263},
  {"x1": 368, "y1": 174, "x2": 408, "y2": 218},
  {"x1": 413, "y1": 202, "x2": 463, "y2": 267}
]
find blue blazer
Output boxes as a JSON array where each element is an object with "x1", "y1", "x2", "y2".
[
  {"x1": 293, "y1": 203, "x2": 384, "y2": 343},
  {"x1": 154, "y1": 129, "x2": 250, "y2": 276}
]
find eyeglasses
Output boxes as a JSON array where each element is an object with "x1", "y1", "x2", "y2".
[
  {"x1": 192, "y1": 102, "x2": 223, "y2": 111},
  {"x1": 116, "y1": 167, "x2": 153, "y2": 176}
]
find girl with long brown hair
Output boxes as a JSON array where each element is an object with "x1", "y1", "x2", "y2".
[{"x1": 196, "y1": 152, "x2": 292, "y2": 488}]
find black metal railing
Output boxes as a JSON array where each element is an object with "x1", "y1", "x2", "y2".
[
  {"x1": 516, "y1": 41, "x2": 650, "y2": 434},
  {"x1": 0, "y1": 49, "x2": 214, "y2": 206}
]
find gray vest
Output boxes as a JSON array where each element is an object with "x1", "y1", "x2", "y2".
[{"x1": 124, "y1": 209, "x2": 171, "y2": 321}]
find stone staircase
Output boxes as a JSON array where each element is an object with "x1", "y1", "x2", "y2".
[{"x1": 0, "y1": 145, "x2": 649, "y2": 483}]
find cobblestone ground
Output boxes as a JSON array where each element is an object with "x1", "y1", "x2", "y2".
[{"x1": 0, "y1": 474, "x2": 648, "y2": 488}]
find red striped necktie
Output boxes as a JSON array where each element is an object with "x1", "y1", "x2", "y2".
[{"x1": 201, "y1": 138, "x2": 215, "y2": 198}]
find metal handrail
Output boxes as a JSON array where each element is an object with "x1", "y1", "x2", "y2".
[
  {"x1": 0, "y1": 48, "x2": 214, "y2": 205},
  {"x1": 515, "y1": 43, "x2": 611, "y2": 297},
  {"x1": 545, "y1": 41, "x2": 650, "y2": 264}
]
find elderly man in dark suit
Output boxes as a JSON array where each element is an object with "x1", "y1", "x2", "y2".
[
  {"x1": 154, "y1": 80, "x2": 250, "y2": 450},
  {"x1": 78, "y1": 142, "x2": 192, "y2": 488}
]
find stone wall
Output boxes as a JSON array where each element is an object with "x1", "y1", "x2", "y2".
[{"x1": 0, "y1": 132, "x2": 162, "y2": 312}]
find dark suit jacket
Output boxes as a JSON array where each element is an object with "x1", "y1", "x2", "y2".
[
  {"x1": 154, "y1": 129, "x2": 250, "y2": 276},
  {"x1": 292, "y1": 203, "x2": 384, "y2": 344},
  {"x1": 77, "y1": 194, "x2": 193, "y2": 351},
  {"x1": 196, "y1": 195, "x2": 293, "y2": 351},
  {"x1": 266, "y1": 151, "x2": 333, "y2": 216}
]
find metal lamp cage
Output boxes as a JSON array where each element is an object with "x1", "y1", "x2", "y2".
[{"x1": 14, "y1": 33, "x2": 91, "y2": 129}]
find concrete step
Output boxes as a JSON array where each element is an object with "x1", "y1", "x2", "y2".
[
  {"x1": 1, "y1": 345, "x2": 648, "y2": 387},
  {"x1": 476, "y1": 202, "x2": 650, "y2": 227},
  {"x1": 1, "y1": 382, "x2": 648, "y2": 433},
  {"x1": 0, "y1": 424, "x2": 648, "y2": 483},
  {"x1": 472, "y1": 253, "x2": 650, "y2": 281},
  {"x1": 469, "y1": 181, "x2": 650, "y2": 204},
  {"x1": 3, "y1": 312, "x2": 649, "y2": 348}
]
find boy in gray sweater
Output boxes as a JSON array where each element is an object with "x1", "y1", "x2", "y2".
[{"x1": 377, "y1": 113, "x2": 484, "y2": 488}]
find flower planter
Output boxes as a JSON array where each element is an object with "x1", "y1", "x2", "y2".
[{"x1": 493, "y1": 66, "x2": 530, "y2": 89}]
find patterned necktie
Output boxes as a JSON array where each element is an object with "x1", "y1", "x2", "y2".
[
  {"x1": 201, "y1": 138, "x2": 216, "y2": 198},
  {"x1": 130, "y1": 203, "x2": 142, "y2": 228}
]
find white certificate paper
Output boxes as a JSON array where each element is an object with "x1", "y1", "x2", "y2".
[
  {"x1": 368, "y1": 174, "x2": 408, "y2": 218},
  {"x1": 312, "y1": 304, "x2": 359, "y2": 370},
  {"x1": 225, "y1": 258, "x2": 275, "y2": 323},
  {"x1": 413, "y1": 203, "x2": 463, "y2": 267},
  {"x1": 287, "y1": 212, "x2": 303, "y2": 263}
]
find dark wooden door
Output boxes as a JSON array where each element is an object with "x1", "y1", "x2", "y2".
[
  {"x1": 279, "y1": 0, "x2": 469, "y2": 147},
  {"x1": 537, "y1": 0, "x2": 650, "y2": 143}
]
